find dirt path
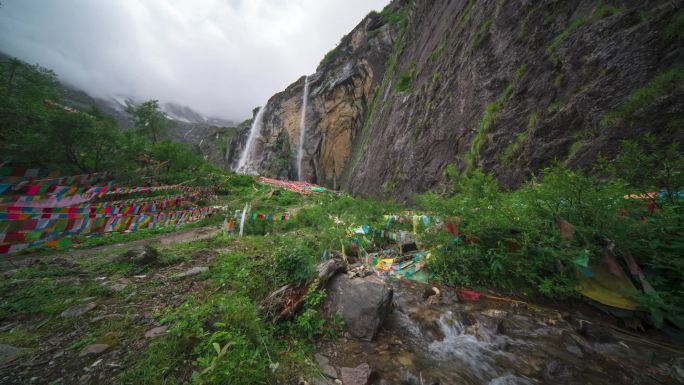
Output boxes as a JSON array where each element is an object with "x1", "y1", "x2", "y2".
[{"x1": 1, "y1": 226, "x2": 220, "y2": 271}]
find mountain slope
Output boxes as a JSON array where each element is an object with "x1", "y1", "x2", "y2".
[
  {"x1": 226, "y1": 0, "x2": 683, "y2": 200},
  {"x1": 58, "y1": 84, "x2": 238, "y2": 169}
]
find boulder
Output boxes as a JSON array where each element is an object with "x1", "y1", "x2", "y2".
[
  {"x1": 315, "y1": 353, "x2": 338, "y2": 379},
  {"x1": 0, "y1": 344, "x2": 23, "y2": 365},
  {"x1": 324, "y1": 275, "x2": 392, "y2": 341},
  {"x1": 339, "y1": 363, "x2": 371, "y2": 385},
  {"x1": 174, "y1": 266, "x2": 208, "y2": 279},
  {"x1": 60, "y1": 302, "x2": 97, "y2": 318},
  {"x1": 78, "y1": 344, "x2": 110, "y2": 357},
  {"x1": 144, "y1": 325, "x2": 169, "y2": 339}
]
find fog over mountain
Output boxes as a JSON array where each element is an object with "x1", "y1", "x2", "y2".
[{"x1": 0, "y1": 0, "x2": 388, "y2": 121}]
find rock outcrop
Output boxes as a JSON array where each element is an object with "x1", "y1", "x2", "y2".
[
  {"x1": 226, "y1": 3, "x2": 402, "y2": 183},
  {"x1": 226, "y1": 0, "x2": 683, "y2": 200},
  {"x1": 324, "y1": 275, "x2": 393, "y2": 341}
]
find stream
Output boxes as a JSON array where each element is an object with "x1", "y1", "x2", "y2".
[{"x1": 318, "y1": 280, "x2": 683, "y2": 385}]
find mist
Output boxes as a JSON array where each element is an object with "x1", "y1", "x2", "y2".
[{"x1": 0, "y1": 0, "x2": 389, "y2": 120}]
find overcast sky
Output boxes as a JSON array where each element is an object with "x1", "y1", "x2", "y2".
[{"x1": 0, "y1": 0, "x2": 388, "y2": 120}]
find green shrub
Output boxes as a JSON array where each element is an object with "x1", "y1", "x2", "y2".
[
  {"x1": 395, "y1": 64, "x2": 416, "y2": 93},
  {"x1": 665, "y1": 10, "x2": 684, "y2": 40},
  {"x1": 600, "y1": 67, "x2": 684, "y2": 126},
  {"x1": 274, "y1": 243, "x2": 315, "y2": 285}
]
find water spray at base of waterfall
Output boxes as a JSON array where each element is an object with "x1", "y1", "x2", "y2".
[{"x1": 296, "y1": 75, "x2": 310, "y2": 181}]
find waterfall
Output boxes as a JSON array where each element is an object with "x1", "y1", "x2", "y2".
[
  {"x1": 296, "y1": 76, "x2": 310, "y2": 181},
  {"x1": 236, "y1": 103, "x2": 267, "y2": 174}
]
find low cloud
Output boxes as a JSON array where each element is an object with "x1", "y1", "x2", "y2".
[{"x1": 0, "y1": 0, "x2": 388, "y2": 120}]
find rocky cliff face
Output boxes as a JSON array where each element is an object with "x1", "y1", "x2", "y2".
[
  {"x1": 226, "y1": 2, "x2": 402, "y2": 183},
  {"x1": 228, "y1": 0, "x2": 683, "y2": 200}
]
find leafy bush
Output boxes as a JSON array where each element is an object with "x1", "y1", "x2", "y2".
[
  {"x1": 419, "y1": 140, "x2": 683, "y2": 328},
  {"x1": 274, "y1": 243, "x2": 315, "y2": 285}
]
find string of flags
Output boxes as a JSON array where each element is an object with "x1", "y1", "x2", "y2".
[
  {"x1": 222, "y1": 203, "x2": 290, "y2": 237},
  {"x1": 0, "y1": 170, "x2": 216, "y2": 255},
  {"x1": 251, "y1": 212, "x2": 287, "y2": 221},
  {"x1": 0, "y1": 207, "x2": 213, "y2": 255},
  {"x1": 256, "y1": 176, "x2": 327, "y2": 195}
]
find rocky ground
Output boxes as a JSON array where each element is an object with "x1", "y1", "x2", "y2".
[
  {"x1": 1, "y1": 223, "x2": 683, "y2": 385},
  {"x1": 0, "y1": 227, "x2": 221, "y2": 384}
]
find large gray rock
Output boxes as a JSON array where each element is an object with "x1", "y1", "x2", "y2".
[
  {"x1": 315, "y1": 353, "x2": 338, "y2": 379},
  {"x1": 339, "y1": 363, "x2": 371, "y2": 385},
  {"x1": 0, "y1": 344, "x2": 23, "y2": 365},
  {"x1": 60, "y1": 302, "x2": 97, "y2": 318},
  {"x1": 324, "y1": 275, "x2": 393, "y2": 341}
]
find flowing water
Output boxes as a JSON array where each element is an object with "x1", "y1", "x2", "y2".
[
  {"x1": 319, "y1": 281, "x2": 683, "y2": 385},
  {"x1": 236, "y1": 103, "x2": 267, "y2": 174},
  {"x1": 297, "y1": 75, "x2": 310, "y2": 181}
]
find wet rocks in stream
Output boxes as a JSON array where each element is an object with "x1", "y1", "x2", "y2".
[
  {"x1": 324, "y1": 275, "x2": 393, "y2": 341},
  {"x1": 339, "y1": 363, "x2": 372, "y2": 385},
  {"x1": 316, "y1": 281, "x2": 683, "y2": 385}
]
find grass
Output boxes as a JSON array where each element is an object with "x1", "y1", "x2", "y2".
[
  {"x1": 427, "y1": 43, "x2": 445, "y2": 63},
  {"x1": 665, "y1": 9, "x2": 684, "y2": 40},
  {"x1": 600, "y1": 66, "x2": 684, "y2": 126},
  {"x1": 567, "y1": 139, "x2": 586, "y2": 158},
  {"x1": 468, "y1": 15, "x2": 495, "y2": 54},
  {"x1": 318, "y1": 47, "x2": 338, "y2": 68},
  {"x1": 547, "y1": 101, "x2": 561, "y2": 114},
  {"x1": 454, "y1": 0, "x2": 476, "y2": 33},
  {"x1": 395, "y1": 62, "x2": 417, "y2": 93},
  {"x1": 464, "y1": 64, "x2": 527, "y2": 172},
  {"x1": 547, "y1": 2, "x2": 623, "y2": 54},
  {"x1": 500, "y1": 111, "x2": 537, "y2": 162},
  {"x1": 119, "y1": 227, "x2": 347, "y2": 384}
]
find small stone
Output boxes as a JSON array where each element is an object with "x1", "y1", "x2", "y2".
[
  {"x1": 109, "y1": 283, "x2": 127, "y2": 292},
  {"x1": 174, "y1": 266, "x2": 208, "y2": 279},
  {"x1": 78, "y1": 344, "x2": 110, "y2": 357},
  {"x1": 90, "y1": 314, "x2": 123, "y2": 323},
  {"x1": 339, "y1": 363, "x2": 371, "y2": 385},
  {"x1": 145, "y1": 325, "x2": 169, "y2": 338},
  {"x1": 315, "y1": 353, "x2": 338, "y2": 378},
  {"x1": 79, "y1": 297, "x2": 97, "y2": 303},
  {"x1": 0, "y1": 323, "x2": 14, "y2": 332},
  {"x1": 0, "y1": 344, "x2": 23, "y2": 365},
  {"x1": 61, "y1": 302, "x2": 97, "y2": 318}
]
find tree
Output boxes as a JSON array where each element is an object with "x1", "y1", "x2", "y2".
[
  {"x1": 0, "y1": 58, "x2": 60, "y2": 146},
  {"x1": 126, "y1": 100, "x2": 170, "y2": 144}
]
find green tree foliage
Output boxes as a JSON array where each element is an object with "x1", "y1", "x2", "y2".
[
  {"x1": 0, "y1": 57, "x2": 218, "y2": 184},
  {"x1": 126, "y1": 99, "x2": 171, "y2": 144}
]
